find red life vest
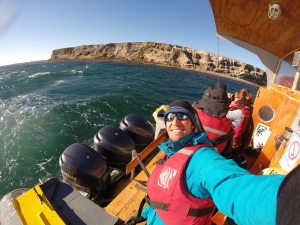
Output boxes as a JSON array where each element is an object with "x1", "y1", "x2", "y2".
[
  {"x1": 195, "y1": 108, "x2": 232, "y2": 153},
  {"x1": 228, "y1": 101, "x2": 252, "y2": 146},
  {"x1": 279, "y1": 75, "x2": 294, "y2": 88},
  {"x1": 146, "y1": 144, "x2": 215, "y2": 225},
  {"x1": 232, "y1": 108, "x2": 251, "y2": 145}
]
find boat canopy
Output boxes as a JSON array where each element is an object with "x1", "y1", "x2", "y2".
[{"x1": 209, "y1": 0, "x2": 300, "y2": 88}]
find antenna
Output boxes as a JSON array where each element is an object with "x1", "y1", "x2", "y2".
[{"x1": 216, "y1": 37, "x2": 220, "y2": 83}]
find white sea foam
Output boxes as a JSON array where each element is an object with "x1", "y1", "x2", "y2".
[
  {"x1": 28, "y1": 71, "x2": 50, "y2": 78},
  {"x1": 37, "y1": 157, "x2": 53, "y2": 175},
  {"x1": 71, "y1": 70, "x2": 83, "y2": 75},
  {"x1": 54, "y1": 80, "x2": 66, "y2": 85}
]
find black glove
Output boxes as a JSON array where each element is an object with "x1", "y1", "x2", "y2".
[{"x1": 125, "y1": 216, "x2": 146, "y2": 225}]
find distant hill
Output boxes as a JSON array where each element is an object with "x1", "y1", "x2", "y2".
[{"x1": 50, "y1": 42, "x2": 266, "y2": 86}]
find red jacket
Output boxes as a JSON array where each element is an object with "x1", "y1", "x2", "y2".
[
  {"x1": 146, "y1": 144, "x2": 215, "y2": 225},
  {"x1": 228, "y1": 101, "x2": 251, "y2": 146},
  {"x1": 195, "y1": 108, "x2": 233, "y2": 153},
  {"x1": 232, "y1": 108, "x2": 251, "y2": 144}
]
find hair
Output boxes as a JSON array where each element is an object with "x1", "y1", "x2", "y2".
[{"x1": 235, "y1": 89, "x2": 253, "y2": 103}]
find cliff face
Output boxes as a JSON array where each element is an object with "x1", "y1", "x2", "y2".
[{"x1": 50, "y1": 42, "x2": 267, "y2": 86}]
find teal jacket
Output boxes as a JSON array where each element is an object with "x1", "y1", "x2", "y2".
[{"x1": 141, "y1": 131, "x2": 285, "y2": 225}]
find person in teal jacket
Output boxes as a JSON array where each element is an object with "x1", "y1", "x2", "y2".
[{"x1": 125, "y1": 100, "x2": 288, "y2": 225}]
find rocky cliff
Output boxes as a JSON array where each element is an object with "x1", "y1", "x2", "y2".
[{"x1": 50, "y1": 42, "x2": 267, "y2": 86}]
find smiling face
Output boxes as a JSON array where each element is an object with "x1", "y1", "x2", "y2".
[{"x1": 166, "y1": 115, "x2": 195, "y2": 141}]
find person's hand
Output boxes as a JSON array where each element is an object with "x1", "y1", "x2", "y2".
[
  {"x1": 125, "y1": 216, "x2": 146, "y2": 225},
  {"x1": 192, "y1": 101, "x2": 199, "y2": 107},
  {"x1": 227, "y1": 93, "x2": 234, "y2": 98}
]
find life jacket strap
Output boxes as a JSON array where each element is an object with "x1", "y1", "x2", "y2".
[
  {"x1": 154, "y1": 154, "x2": 169, "y2": 165},
  {"x1": 145, "y1": 196, "x2": 214, "y2": 217},
  {"x1": 154, "y1": 158, "x2": 167, "y2": 165},
  {"x1": 145, "y1": 196, "x2": 169, "y2": 210},
  {"x1": 211, "y1": 128, "x2": 235, "y2": 146},
  {"x1": 137, "y1": 198, "x2": 147, "y2": 216}
]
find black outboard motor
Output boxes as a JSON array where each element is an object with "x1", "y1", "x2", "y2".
[
  {"x1": 93, "y1": 125, "x2": 135, "y2": 170},
  {"x1": 59, "y1": 143, "x2": 111, "y2": 194},
  {"x1": 120, "y1": 114, "x2": 155, "y2": 152}
]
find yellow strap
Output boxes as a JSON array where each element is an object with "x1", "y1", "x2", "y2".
[
  {"x1": 155, "y1": 105, "x2": 169, "y2": 112},
  {"x1": 12, "y1": 185, "x2": 65, "y2": 225}
]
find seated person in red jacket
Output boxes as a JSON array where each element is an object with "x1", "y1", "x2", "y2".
[
  {"x1": 193, "y1": 83, "x2": 233, "y2": 154},
  {"x1": 226, "y1": 88, "x2": 253, "y2": 149}
]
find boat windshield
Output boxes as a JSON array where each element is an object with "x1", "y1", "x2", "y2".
[
  {"x1": 274, "y1": 51, "x2": 300, "y2": 90},
  {"x1": 274, "y1": 53, "x2": 297, "y2": 89}
]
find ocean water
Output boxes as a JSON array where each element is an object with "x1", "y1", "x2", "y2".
[{"x1": 0, "y1": 60, "x2": 259, "y2": 198}]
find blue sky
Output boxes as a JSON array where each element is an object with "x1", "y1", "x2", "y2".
[{"x1": 0, "y1": 0, "x2": 264, "y2": 69}]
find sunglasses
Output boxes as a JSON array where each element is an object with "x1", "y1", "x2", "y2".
[{"x1": 166, "y1": 112, "x2": 189, "y2": 122}]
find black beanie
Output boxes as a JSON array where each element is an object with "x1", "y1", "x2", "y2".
[{"x1": 164, "y1": 100, "x2": 197, "y2": 129}]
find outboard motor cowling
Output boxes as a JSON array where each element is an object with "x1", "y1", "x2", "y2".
[
  {"x1": 59, "y1": 143, "x2": 111, "y2": 194},
  {"x1": 93, "y1": 125, "x2": 135, "y2": 170},
  {"x1": 120, "y1": 114, "x2": 155, "y2": 152}
]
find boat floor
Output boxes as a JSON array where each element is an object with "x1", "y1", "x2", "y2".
[{"x1": 104, "y1": 150, "x2": 163, "y2": 223}]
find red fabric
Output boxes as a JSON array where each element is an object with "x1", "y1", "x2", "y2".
[
  {"x1": 229, "y1": 101, "x2": 251, "y2": 111},
  {"x1": 147, "y1": 144, "x2": 215, "y2": 225},
  {"x1": 240, "y1": 153, "x2": 257, "y2": 170},
  {"x1": 279, "y1": 75, "x2": 294, "y2": 88},
  {"x1": 195, "y1": 108, "x2": 233, "y2": 153},
  {"x1": 229, "y1": 101, "x2": 251, "y2": 145}
]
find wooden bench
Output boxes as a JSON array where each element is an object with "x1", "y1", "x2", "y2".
[{"x1": 105, "y1": 151, "x2": 163, "y2": 222}]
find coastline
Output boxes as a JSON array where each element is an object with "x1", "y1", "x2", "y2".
[
  {"x1": 192, "y1": 68, "x2": 262, "y2": 87},
  {"x1": 49, "y1": 42, "x2": 267, "y2": 87},
  {"x1": 150, "y1": 62, "x2": 262, "y2": 87}
]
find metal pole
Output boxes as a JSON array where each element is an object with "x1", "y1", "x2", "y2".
[{"x1": 132, "y1": 149, "x2": 150, "y2": 178}]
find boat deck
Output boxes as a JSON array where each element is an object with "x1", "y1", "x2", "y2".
[{"x1": 105, "y1": 150, "x2": 163, "y2": 223}]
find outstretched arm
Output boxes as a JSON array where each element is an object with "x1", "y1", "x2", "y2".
[{"x1": 190, "y1": 147, "x2": 285, "y2": 225}]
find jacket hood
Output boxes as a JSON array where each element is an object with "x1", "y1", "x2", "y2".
[{"x1": 194, "y1": 86, "x2": 231, "y2": 118}]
